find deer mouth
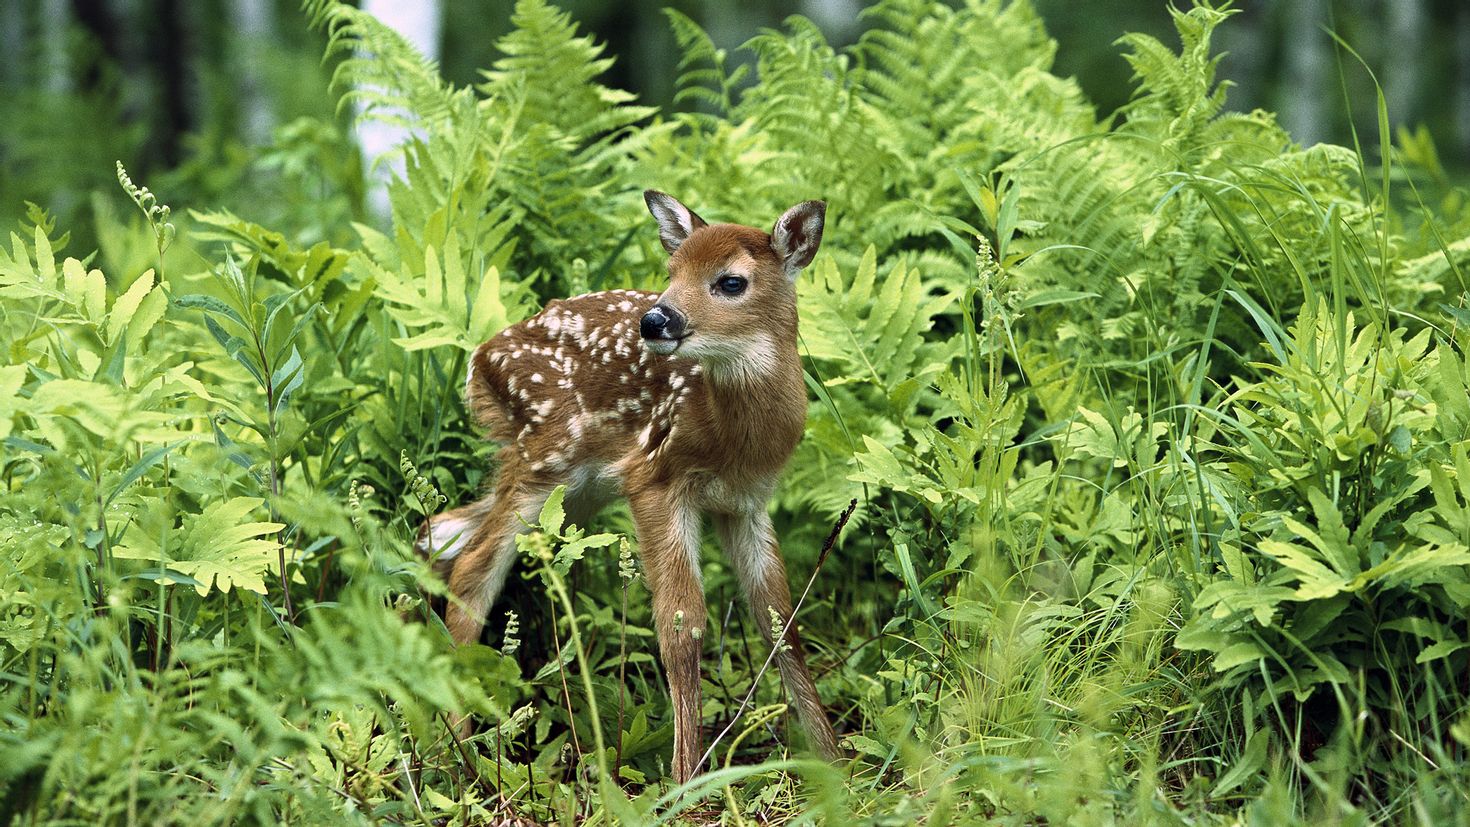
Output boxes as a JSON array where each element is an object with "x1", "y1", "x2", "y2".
[{"x1": 644, "y1": 333, "x2": 688, "y2": 356}]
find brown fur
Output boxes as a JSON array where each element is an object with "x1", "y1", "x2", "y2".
[{"x1": 419, "y1": 194, "x2": 840, "y2": 782}]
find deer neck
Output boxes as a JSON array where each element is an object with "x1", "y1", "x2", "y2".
[{"x1": 695, "y1": 325, "x2": 807, "y2": 474}]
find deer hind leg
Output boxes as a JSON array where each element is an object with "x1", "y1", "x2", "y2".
[
  {"x1": 443, "y1": 477, "x2": 552, "y2": 647},
  {"x1": 628, "y1": 484, "x2": 708, "y2": 784},
  {"x1": 417, "y1": 494, "x2": 499, "y2": 583},
  {"x1": 715, "y1": 509, "x2": 842, "y2": 761}
]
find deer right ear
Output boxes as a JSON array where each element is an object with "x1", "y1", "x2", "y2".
[
  {"x1": 771, "y1": 200, "x2": 826, "y2": 277},
  {"x1": 644, "y1": 190, "x2": 707, "y2": 255}
]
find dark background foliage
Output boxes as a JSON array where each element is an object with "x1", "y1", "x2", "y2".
[{"x1": 3, "y1": 0, "x2": 1468, "y2": 240}]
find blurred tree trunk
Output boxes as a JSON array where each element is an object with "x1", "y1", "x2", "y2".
[
  {"x1": 1385, "y1": 0, "x2": 1424, "y2": 128},
  {"x1": 1457, "y1": 4, "x2": 1470, "y2": 162},
  {"x1": 230, "y1": 0, "x2": 275, "y2": 146},
  {"x1": 356, "y1": 0, "x2": 442, "y2": 222},
  {"x1": 2, "y1": 4, "x2": 26, "y2": 89},
  {"x1": 148, "y1": 0, "x2": 190, "y2": 166},
  {"x1": 41, "y1": 0, "x2": 71, "y2": 95},
  {"x1": 1279, "y1": 0, "x2": 1329, "y2": 147},
  {"x1": 1216, "y1": 3, "x2": 1268, "y2": 113}
]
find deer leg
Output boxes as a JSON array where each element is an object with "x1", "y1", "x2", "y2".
[
  {"x1": 628, "y1": 485, "x2": 707, "y2": 784},
  {"x1": 715, "y1": 509, "x2": 841, "y2": 761},
  {"x1": 417, "y1": 493, "x2": 498, "y2": 582},
  {"x1": 444, "y1": 480, "x2": 550, "y2": 647}
]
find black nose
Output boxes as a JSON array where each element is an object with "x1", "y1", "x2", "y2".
[{"x1": 640, "y1": 304, "x2": 685, "y2": 340}]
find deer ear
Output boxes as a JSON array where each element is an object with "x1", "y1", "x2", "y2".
[
  {"x1": 771, "y1": 200, "x2": 826, "y2": 277},
  {"x1": 644, "y1": 190, "x2": 707, "y2": 254}
]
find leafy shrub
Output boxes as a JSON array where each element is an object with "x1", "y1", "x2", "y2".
[{"x1": 3, "y1": 0, "x2": 1469, "y2": 823}]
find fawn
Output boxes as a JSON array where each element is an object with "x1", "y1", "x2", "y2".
[{"x1": 418, "y1": 191, "x2": 841, "y2": 782}]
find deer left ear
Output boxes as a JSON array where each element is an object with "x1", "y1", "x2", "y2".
[
  {"x1": 771, "y1": 200, "x2": 826, "y2": 277},
  {"x1": 645, "y1": 190, "x2": 708, "y2": 255}
]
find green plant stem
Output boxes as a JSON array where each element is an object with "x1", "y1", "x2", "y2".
[{"x1": 536, "y1": 556, "x2": 610, "y2": 789}]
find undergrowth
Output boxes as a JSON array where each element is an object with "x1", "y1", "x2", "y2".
[{"x1": 3, "y1": 0, "x2": 1469, "y2": 824}]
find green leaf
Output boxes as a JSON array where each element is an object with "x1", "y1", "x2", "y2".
[
  {"x1": 1259, "y1": 539, "x2": 1349, "y2": 600},
  {"x1": 1210, "y1": 729, "x2": 1268, "y2": 797},
  {"x1": 106, "y1": 441, "x2": 179, "y2": 507},
  {"x1": 1213, "y1": 641, "x2": 1267, "y2": 672},
  {"x1": 83, "y1": 265, "x2": 106, "y2": 323},
  {"x1": 539, "y1": 486, "x2": 566, "y2": 536},
  {"x1": 552, "y1": 532, "x2": 620, "y2": 574},
  {"x1": 176, "y1": 293, "x2": 249, "y2": 330},
  {"x1": 33, "y1": 225, "x2": 54, "y2": 283},
  {"x1": 0, "y1": 365, "x2": 27, "y2": 441},
  {"x1": 104, "y1": 268, "x2": 156, "y2": 345},
  {"x1": 113, "y1": 496, "x2": 284, "y2": 596},
  {"x1": 1416, "y1": 640, "x2": 1469, "y2": 664},
  {"x1": 270, "y1": 347, "x2": 305, "y2": 415}
]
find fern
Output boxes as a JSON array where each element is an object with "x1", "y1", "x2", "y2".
[
  {"x1": 664, "y1": 9, "x2": 748, "y2": 118},
  {"x1": 113, "y1": 497, "x2": 286, "y2": 597},
  {"x1": 364, "y1": 224, "x2": 531, "y2": 352},
  {"x1": 799, "y1": 245, "x2": 956, "y2": 392}
]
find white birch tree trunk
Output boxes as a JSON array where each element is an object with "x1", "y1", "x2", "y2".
[
  {"x1": 230, "y1": 0, "x2": 276, "y2": 146},
  {"x1": 1386, "y1": 0, "x2": 1425, "y2": 129},
  {"x1": 1280, "y1": 0, "x2": 1329, "y2": 148},
  {"x1": 355, "y1": 0, "x2": 443, "y2": 223}
]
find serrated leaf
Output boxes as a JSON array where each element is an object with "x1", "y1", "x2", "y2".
[
  {"x1": 125, "y1": 287, "x2": 168, "y2": 350},
  {"x1": 552, "y1": 532, "x2": 620, "y2": 574},
  {"x1": 61, "y1": 258, "x2": 86, "y2": 308},
  {"x1": 539, "y1": 486, "x2": 566, "y2": 536},
  {"x1": 105, "y1": 269, "x2": 155, "y2": 345},
  {"x1": 82, "y1": 267, "x2": 106, "y2": 323},
  {"x1": 469, "y1": 265, "x2": 509, "y2": 335},
  {"x1": 113, "y1": 496, "x2": 284, "y2": 596}
]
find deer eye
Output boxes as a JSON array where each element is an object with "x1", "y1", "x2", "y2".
[{"x1": 716, "y1": 275, "x2": 748, "y2": 296}]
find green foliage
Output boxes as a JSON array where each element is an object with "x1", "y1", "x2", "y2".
[{"x1": 4, "y1": 0, "x2": 1470, "y2": 823}]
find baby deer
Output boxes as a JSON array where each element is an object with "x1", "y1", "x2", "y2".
[{"x1": 419, "y1": 191, "x2": 841, "y2": 782}]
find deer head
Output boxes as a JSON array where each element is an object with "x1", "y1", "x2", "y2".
[{"x1": 640, "y1": 191, "x2": 825, "y2": 380}]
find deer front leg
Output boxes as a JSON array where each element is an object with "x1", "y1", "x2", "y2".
[
  {"x1": 628, "y1": 485, "x2": 707, "y2": 784},
  {"x1": 715, "y1": 509, "x2": 841, "y2": 761}
]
